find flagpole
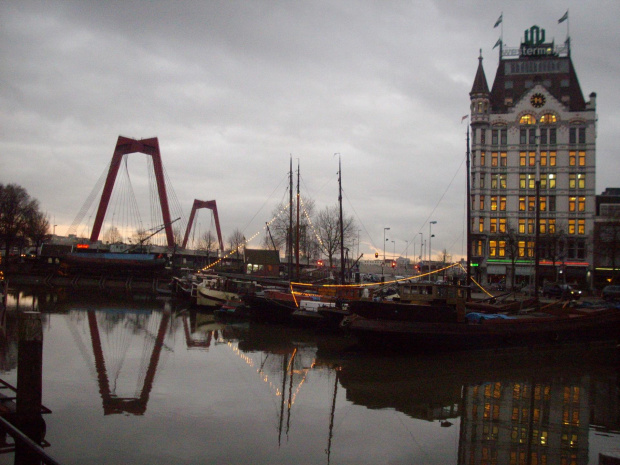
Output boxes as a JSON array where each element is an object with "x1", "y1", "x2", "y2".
[
  {"x1": 567, "y1": 9, "x2": 570, "y2": 56},
  {"x1": 501, "y1": 11, "x2": 504, "y2": 43}
]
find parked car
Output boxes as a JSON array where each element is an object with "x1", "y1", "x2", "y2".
[
  {"x1": 542, "y1": 283, "x2": 582, "y2": 300},
  {"x1": 602, "y1": 285, "x2": 620, "y2": 301}
]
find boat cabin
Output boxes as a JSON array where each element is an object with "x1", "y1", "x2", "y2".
[{"x1": 398, "y1": 282, "x2": 468, "y2": 306}]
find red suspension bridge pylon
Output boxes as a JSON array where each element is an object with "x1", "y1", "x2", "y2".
[
  {"x1": 182, "y1": 199, "x2": 224, "y2": 252},
  {"x1": 89, "y1": 136, "x2": 175, "y2": 247}
]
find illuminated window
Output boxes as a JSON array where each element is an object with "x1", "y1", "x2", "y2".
[
  {"x1": 479, "y1": 218, "x2": 484, "y2": 232},
  {"x1": 518, "y1": 241, "x2": 526, "y2": 257},
  {"x1": 529, "y1": 151, "x2": 536, "y2": 166},
  {"x1": 578, "y1": 196, "x2": 585, "y2": 212},
  {"x1": 529, "y1": 174, "x2": 535, "y2": 189},
  {"x1": 499, "y1": 218, "x2": 506, "y2": 233},
  {"x1": 528, "y1": 219, "x2": 535, "y2": 235},
  {"x1": 490, "y1": 219, "x2": 497, "y2": 233},
  {"x1": 539, "y1": 196, "x2": 546, "y2": 211},
  {"x1": 548, "y1": 174, "x2": 556, "y2": 189},
  {"x1": 568, "y1": 219, "x2": 576, "y2": 235},
  {"x1": 520, "y1": 175, "x2": 526, "y2": 189},
  {"x1": 491, "y1": 196, "x2": 497, "y2": 211},
  {"x1": 520, "y1": 114, "x2": 536, "y2": 125},
  {"x1": 569, "y1": 151, "x2": 576, "y2": 166},
  {"x1": 540, "y1": 113, "x2": 557, "y2": 124},
  {"x1": 549, "y1": 219, "x2": 556, "y2": 234},
  {"x1": 499, "y1": 240, "x2": 506, "y2": 256},
  {"x1": 569, "y1": 174, "x2": 576, "y2": 189},
  {"x1": 491, "y1": 152, "x2": 498, "y2": 166},
  {"x1": 540, "y1": 151, "x2": 547, "y2": 166},
  {"x1": 491, "y1": 175, "x2": 498, "y2": 189},
  {"x1": 480, "y1": 195, "x2": 485, "y2": 210},
  {"x1": 569, "y1": 197, "x2": 576, "y2": 211},
  {"x1": 500, "y1": 196, "x2": 506, "y2": 211},
  {"x1": 549, "y1": 151, "x2": 556, "y2": 166},
  {"x1": 520, "y1": 152, "x2": 527, "y2": 166},
  {"x1": 528, "y1": 196, "x2": 536, "y2": 211},
  {"x1": 519, "y1": 219, "x2": 525, "y2": 233},
  {"x1": 578, "y1": 219, "x2": 585, "y2": 235},
  {"x1": 489, "y1": 240, "x2": 497, "y2": 257},
  {"x1": 578, "y1": 174, "x2": 585, "y2": 189},
  {"x1": 475, "y1": 240, "x2": 483, "y2": 256},
  {"x1": 500, "y1": 174, "x2": 507, "y2": 189},
  {"x1": 540, "y1": 219, "x2": 547, "y2": 234},
  {"x1": 500, "y1": 152, "x2": 507, "y2": 167},
  {"x1": 480, "y1": 151, "x2": 486, "y2": 166}
]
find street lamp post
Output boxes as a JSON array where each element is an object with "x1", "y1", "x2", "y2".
[
  {"x1": 383, "y1": 227, "x2": 390, "y2": 279},
  {"x1": 391, "y1": 240, "x2": 395, "y2": 260},
  {"x1": 429, "y1": 221, "x2": 437, "y2": 277},
  {"x1": 419, "y1": 233, "x2": 423, "y2": 261}
]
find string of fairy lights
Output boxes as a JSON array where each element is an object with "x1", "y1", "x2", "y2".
[
  {"x1": 198, "y1": 194, "x2": 485, "y2": 300},
  {"x1": 199, "y1": 200, "x2": 293, "y2": 271}
]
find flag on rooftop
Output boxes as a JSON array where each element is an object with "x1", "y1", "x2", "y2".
[
  {"x1": 493, "y1": 38, "x2": 502, "y2": 49},
  {"x1": 494, "y1": 14, "x2": 502, "y2": 28},
  {"x1": 558, "y1": 10, "x2": 568, "y2": 24}
]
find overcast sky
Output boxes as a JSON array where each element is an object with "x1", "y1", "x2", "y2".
[{"x1": 1, "y1": 1, "x2": 618, "y2": 261}]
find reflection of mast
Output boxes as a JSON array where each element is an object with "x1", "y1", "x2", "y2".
[
  {"x1": 278, "y1": 353, "x2": 288, "y2": 447},
  {"x1": 88, "y1": 310, "x2": 170, "y2": 415},
  {"x1": 285, "y1": 348, "x2": 298, "y2": 438},
  {"x1": 325, "y1": 370, "x2": 338, "y2": 465}
]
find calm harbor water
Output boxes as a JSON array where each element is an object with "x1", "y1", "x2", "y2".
[{"x1": 1, "y1": 289, "x2": 619, "y2": 465}]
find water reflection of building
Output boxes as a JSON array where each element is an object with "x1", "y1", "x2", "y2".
[{"x1": 458, "y1": 366, "x2": 619, "y2": 465}]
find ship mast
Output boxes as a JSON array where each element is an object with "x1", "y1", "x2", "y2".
[{"x1": 338, "y1": 154, "x2": 345, "y2": 284}]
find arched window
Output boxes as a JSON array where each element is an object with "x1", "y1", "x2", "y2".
[
  {"x1": 540, "y1": 113, "x2": 557, "y2": 124},
  {"x1": 519, "y1": 114, "x2": 536, "y2": 125}
]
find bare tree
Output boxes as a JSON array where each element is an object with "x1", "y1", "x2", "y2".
[
  {"x1": 26, "y1": 210, "x2": 51, "y2": 252},
  {"x1": 314, "y1": 205, "x2": 356, "y2": 269},
  {"x1": 0, "y1": 183, "x2": 38, "y2": 260},
  {"x1": 540, "y1": 223, "x2": 567, "y2": 282},
  {"x1": 500, "y1": 225, "x2": 520, "y2": 290},
  {"x1": 131, "y1": 228, "x2": 151, "y2": 248},
  {"x1": 103, "y1": 226, "x2": 122, "y2": 244},
  {"x1": 593, "y1": 210, "x2": 620, "y2": 284},
  {"x1": 198, "y1": 230, "x2": 217, "y2": 263},
  {"x1": 228, "y1": 228, "x2": 245, "y2": 260}
]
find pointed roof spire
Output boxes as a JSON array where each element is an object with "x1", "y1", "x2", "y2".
[{"x1": 470, "y1": 51, "x2": 490, "y2": 96}]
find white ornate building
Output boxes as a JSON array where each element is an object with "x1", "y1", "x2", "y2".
[{"x1": 469, "y1": 25, "x2": 596, "y2": 288}]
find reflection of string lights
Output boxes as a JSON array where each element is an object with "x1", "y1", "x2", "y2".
[{"x1": 225, "y1": 341, "x2": 314, "y2": 404}]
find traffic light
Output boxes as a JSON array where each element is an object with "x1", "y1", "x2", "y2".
[
  {"x1": 375, "y1": 252, "x2": 379, "y2": 258},
  {"x1": 391, "y1": 260, "x2": 396, "y2": 268}
]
